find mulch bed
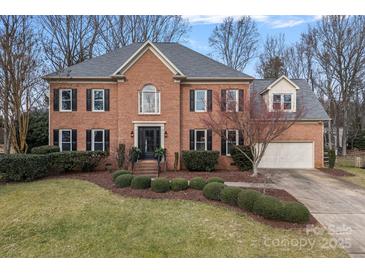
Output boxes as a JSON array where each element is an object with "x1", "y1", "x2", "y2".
[
  {"x1": 319, "y1": 168, "x2": 355, "y2": 177},
  {"x1": 53, "y1": 171, "x2": 318, "y2": 230},
  {"x1": 159, "y1": 170, "x2": 267, "y2": 183}
]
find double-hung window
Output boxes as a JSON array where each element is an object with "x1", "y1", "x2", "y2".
[
  {"x1": 139, "y1": 85, "x2": 160, "y2": 114},
  {"x1": 194, "y1": 90, "x2": 207, "y2": 112},
  {"x1": 60, "y1": 89, "x2": 72, "y2": 111},
  {"x1": 195, "y1": 129, "x2": 207, "y2": 150},
  {"x1": 226, "y1": 130, "x2": 239, "y2": 155},
  {"x1": 60, "y1": 129, "x2": 72, "y2": 151},
  {"x1": 92, "y1": 89, "x2": 105, "y2": 111},
  {"x1": 92, "y1": 129, "x2": 105, "y2": 151},
  {"x1": 272, "y1": 93, "x2": 293, "y2": 111},
  {"x1": 226, "y1": 90, "x2": 239, "y2": 112}
]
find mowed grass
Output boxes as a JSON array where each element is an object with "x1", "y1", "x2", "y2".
[
  {"x1": 336, "y1": 157, "x2": 365, "y2": 188},
  {"x1": 0, "y1": 179, "x2": 347, "y2": 257}
]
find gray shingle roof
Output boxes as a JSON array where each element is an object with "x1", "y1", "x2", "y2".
[
  {"x1": 44, "y1": 42, "x2": 253, "y2": 79},
  {"x1": 251, "y1": 79, "x2": 330, "y2": 121}
]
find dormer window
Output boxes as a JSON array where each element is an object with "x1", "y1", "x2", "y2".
[
  {"x1": 139, "y1": 84, "x2": 160, "y2": 114},
  {"x1": 272, "y1": 93, "x2": 293, "y2": 111}
]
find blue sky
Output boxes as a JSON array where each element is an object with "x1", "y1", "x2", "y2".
[{"x1": 181, "y1": 15, "x2": 321, "y2": 77}]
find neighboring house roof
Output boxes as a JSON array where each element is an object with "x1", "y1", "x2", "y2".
[
  {"x1": 43, "y1": 41, "x2": 253, "y2": 80},
  {"x1": 251, "y1": 79, "x2": 330, "y2": 121},
  {"x1": 259, "y1": 75, "x2": 299, "y2": 94}
]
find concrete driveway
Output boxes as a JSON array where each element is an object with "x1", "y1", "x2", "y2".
[{"x1": 265, "y1": 169, "x2": 365, "y2": 257}]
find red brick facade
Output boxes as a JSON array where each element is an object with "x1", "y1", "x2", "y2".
[{"x1": 49, "y1": 49, "x2": 324, "y2": 170}]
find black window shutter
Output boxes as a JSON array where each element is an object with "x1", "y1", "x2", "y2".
[
  {"x1": 86, "y1": 89, "x2": 92, "y2": 111},
  {"x1": 207, "y1": 129, "x2": 212, "y2": 151},
  {"x1": 221, "y1": 90, "x2": 226, "y2": 111},
  {"x1": 189, "y1": 129, "x2": 195, "y2": 150},
  {"x1": 190, "y1": 90, "x2": 195, "y2": 112},
  {"x1": 104, "y1": 89, "x2": 110, "y2": 111},
  {"x1": 53, "y1": 89, "x2": 59, "y2": 111},
  {"x1": 104, "y1": 129, "x2": 110, "y2": 152},
  {"x1": 207, "y1": 90, "x2": 212, "y2": 112},
  {"x1": 86, "y1": 130, "x2": 92, "y2": 151},
  {"x1": 71, "y1": 129, "x2": 77, "y2": 151},
  {"x1": 239, "y1": 89, "x2": 244, "y2": 111},
  {"x1": 239, "y1": 130, "x2": 244, "y2": 146},
  {"x1": 72, "y1": 89, "x2": 77, "y2": 111},
  {"x1": 221, "y1": 130, "x2": 226, "y2": 155},
  {"x1": 53, "y1": 129, "x2": 59, "y2": 146}
]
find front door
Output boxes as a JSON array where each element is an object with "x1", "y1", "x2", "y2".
[{"x1": 138, "y1": 127, "x2": 161, "y2": 159}]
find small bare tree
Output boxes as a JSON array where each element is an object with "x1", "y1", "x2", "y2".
[
  {"x1": 209, "y1": 16, "x2": 258, "y2": 71},
  {"x1": 202, "y1": 90, "x2": 304, "y2": 176}
]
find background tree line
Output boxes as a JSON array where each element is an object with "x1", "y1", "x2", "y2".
[{"x1": 1, "y1": 15, "x2": 364, "y2": 155}]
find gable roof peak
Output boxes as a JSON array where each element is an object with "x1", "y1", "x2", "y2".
[{"x1": 260, "y1": 75, "x2": 300, "y2": 94}]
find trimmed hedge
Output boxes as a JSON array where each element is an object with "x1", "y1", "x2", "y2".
[
  {"x1": 252, "y1": 195, "x2": 283, "y2": 220},
  {"x1": 182, "y1": 150, "x2": 219, "y2": 171},
  {"x1": 112, "y1": 169, "x2": 131, "y2": 181},
  {"x1": 281, "y1": 202, "x2": 310, "y2": 223},
  {"x1": 170, "y1": 178, "x2": 189, "y2": 191},
  {"x1": 189, "y1": 177, "x2": 206, "y2": 190},
  {"x1": 220, "y1": 186, "x2": 241, "y2": 206},
  {"x1": 207, "y1": 177, "x2": 224, "y2": 184},
  {"x1": 237, "y1": 189, "x2": 262, "y2": 211},
  {"x1": 50, "y1": 151, "x2": 107, "y2": 172},
  {"x1": 203, "y1": 182, "x2": 225, "y2": 200},
  {"x1": 131, "y1": 176, "x2": 151, "y2": 189},
  {"x1": 151, "y1": 178, "x2": 170, "y2": 193},
  {"x1": 230, "y1": 145, "x2": 253, "y2": 171},
  {"x1": 31, "y1": 145, "x2": 60, "y2": 154},
  {"x1": 115, "y1": 174, "x2": 134, "y2": 188},
  {"x1": 0, "y1": 154, "x2": 49, "y2": 181}
]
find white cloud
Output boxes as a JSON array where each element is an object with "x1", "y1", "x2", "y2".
[
  {"x1": 270, "y1": 18, "x2": 306, "y2": 28},
  {"x1": 182, "y1": 15, "x2": 241, "y2": 25},
  {"x1": 252, "y1": 15, "x2": 320, "y2": 29}
]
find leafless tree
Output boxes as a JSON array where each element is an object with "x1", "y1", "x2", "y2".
[
  {"x1": 40, "y1": 16, "x2": 104, "y2": 71},
  {"x1": 201, "y1": 92, "x2": 304, "y2": 176},
  {"x1": 0, "y1": 16, "x2": 43, "y2": 153},
  {"x1": 209, "y1": 16, "x2": 258, "y2": 72},
  {"x1": 100, "y1": 16, "x2": 190, "y2": 53},
  {"x1": 309, "y1": 16, "x2": 365, "y2": 155},
  {"x1": 256, "y1": 33, "x2": 288, "y2": 78}
]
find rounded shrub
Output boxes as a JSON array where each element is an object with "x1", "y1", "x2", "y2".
[
  {"x1": 189, "y1": 177, "x2": 207, "y2": 190},
  {"x1": 207, "y1": 177, "x2": 224, "y2": 184},
  {"x1": 115, "y1": 174, "x2": 134, "y2": 188},
  {"x1": 131, "y1": 176, "x2": 151, "y2": 189},
  {"x1": 170, "y1": 178, "x2": 189, "y2": 191},
  {"x1": 220, "y1": 186, "x2": 242, "y2": 206},
  {"x1": 252, "y1": 195, "x2": 283, "y2": 220},
  {"x1": 281, "y1": 202, "x2": 310, "y2": 223},
  {"x1": 151, "y1": 178, "x2": 170, "y2": 193},
  {"x1": 31, "y1": 145, "x2": 60, "y2": 154},
  {"x1": 203, "y1": 182, "x2": 225, "y2": 200},
  {"x1": 112, "y1": 169, "x2": 131, "y2": 181},
  {"x1": 237, "y1": 189, "x2": 262, "y2": 211}
]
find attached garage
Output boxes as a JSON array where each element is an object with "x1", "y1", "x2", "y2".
[{"x1": 258, "y1": 142, "x2": 314, "y2": 169}]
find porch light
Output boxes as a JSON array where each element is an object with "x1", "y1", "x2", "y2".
[
  {"x1": 164, "y1": 131, "x2": 168, "y2": 138},
  {"x1": 130, "y1": 130, "x2": 134, "y2": 138}
]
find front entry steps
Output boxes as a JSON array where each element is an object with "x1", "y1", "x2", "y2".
[{"x1": 133, "y1": 160, "x2": 159, "y2": 178}]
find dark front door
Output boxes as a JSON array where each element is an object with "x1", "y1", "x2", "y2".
[{"x1": 138, "y1": 127, "x2": 161, "y2": 159}]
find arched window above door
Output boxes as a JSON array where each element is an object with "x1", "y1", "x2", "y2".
[{"x1": 139, "y1": 84, "x2": 160, "y2": 114}]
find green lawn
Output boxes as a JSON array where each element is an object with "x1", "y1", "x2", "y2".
[
  {"x1": 336, "y1": 157, "x2": 365, "y2": 188},
  {"x1": 0, "y1": 179, "x2": 347, "y2": 257}
]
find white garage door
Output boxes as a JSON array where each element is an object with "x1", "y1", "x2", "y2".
[{"x1": 258, "y1": 142, "x2": 314, "y2": 169}]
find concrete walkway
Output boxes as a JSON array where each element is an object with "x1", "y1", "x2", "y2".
[{"x1": 262, "y1": 169, "x2": 365, "y2": 258}]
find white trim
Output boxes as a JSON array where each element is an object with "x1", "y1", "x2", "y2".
[
  {"x1": 182, "y1": 81, "x2": 252, "y2": 85},
  {"x1": 59, "y1": 89, "x2": 72, "y2": 112},
  {"x1": 225, "y1": 129, "x2": 239, "y2": 156},
  {"x1": 91, "y1": 129, "x2": 105, "y2": 151},
  {"x1": 59, "y1": 129, "x2": 72, "y2": 152},
  {"x1": 194, "y1": 129, "x2": 207, "y2": 151},
  {"x1": 271, "y1": 93, "x2": 295, "y2": 112},
  {"x1": 92, "y1": 89, "x2": 105, "y2": 112},
  {"x1": 133, "y1": 123, "x2": 165, "y2": 149},
  {"x1": 194, "y1": 90, "x2": 207, "y2": 112},
  {"x1": 226, "y1": 89, "x2": 239, "y2": 112},
  {"x1": 138, "y1": 85, "x2": 161, "y2": 115},
  {"x1": 112, "y1": 40, "x2": 184, "y2": 77},
  {"x1": 260, "y1": 75, "x2": 300, "y2": 94}
]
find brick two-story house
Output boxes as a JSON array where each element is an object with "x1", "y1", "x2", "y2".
[{"x1": 43, "y1": 41, "x2": 329, "y2": 170}]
